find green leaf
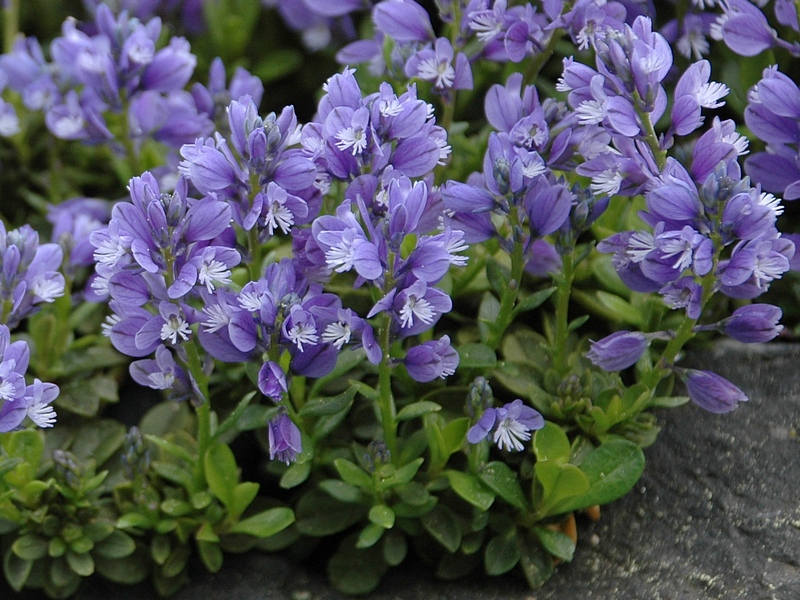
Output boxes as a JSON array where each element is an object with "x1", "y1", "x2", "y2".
[
  {"x1": 595, "y1": 291, "x2": 644, "y2": 326},
  {"x1": 518, "y1": 532, "x2": 555, "y2": 589},
  {"x1": 534, "y1": 461, "x2": 590, "y2": 517},
  {"x1": 308, "y1": 349, "x2": 366, "y2": 398},
  {"x1": 484, "y1": 530, "x2": 521, "y2": 575},
  {"x1": 648, "y1": 395, "x2": 690, "y2": 408},
  {"x1": 198, "y1": 540, "x2": 223, "y2": 573},
  {"x1": 334, "y1": 458, "x2": 373, "y2": 490},
  {"x1": 205, "y1": 443, "x2": 239, "y2": 508},
  {"x1": 228, "y1": 506, "x2": 295, "y2": 538},
  {"x1": 3, "y1": 548, "x2": 32, "y2": 592},
  {"x1": 66, "y1": 549, "x2": 94, "y2": 577},
  {"x1": 12, "y1": 535, "x2": 47, "y2": 560},
  {"x1": 94, "y1": 545, "x2": 149, "y2": 584},
  {"x1": 69, "y1": 419, "x2": 126, "y2": 467},
  {"x1": 557, "y1": 438, "x2": 645, "y2": 513},
  {"x1": 229, "y1": 482, "x2": 260, "y2": 520},
  {"x1": 421, "y1": 505, "x2": 462, "y2": 553},
  {"x1": 486, "y1": 256, "x2": 511, "y2": 296},
  {"x1": 368, "y1": 505, "x2": 395, "y2": 529},
  {"x1": 377, "y1": 457, "x2": 424, "y2": 491},
  {"x1": 235, "y1": 404, "x2": 278, "y2": 431},
  {"x1": 534, "y1": 526, "x2": 576, "y2": 562},
  {"x1": 478, "y1": 292, "x2": 501, "y2": 341},
  {"x1": 533, "y1": 421, "x2": 571, "y2": 464},
  {"x1": 4, "y1": 430, "x2": 44, "y2": 486},
  {"x1": 568, "y1": 314, "x2": 590, "y2": 331},
  {"x1": 0, "y1": 457, "x2": 22, "y2": 478},
  {"x1": 212, "y1": 391, "x2": 257, "y2": 442},
  {"x1": 152, "y1": 462, "x2": 195, "y2": 491},
  {"x1": 280, "y1": 460, "x2": 312, "y2": 489},
  {"x1": 299, "y1": 387, "x2": 356, "y2": 417},
  {"x1": 512, "y1": 287, "x2": 556, "y2": 319},
  {"x1": 145, "y1": 434, "x2": 196, "y2": 465},
  {"x1": 140, "y1": 401, "x2": 194, "y2": 438},
  {"x1": 116, "y1": 513, "x2": 153, "y2": 530},
  {"x1": 396, "y1": 401, "x2": 442, "y2": 421},
  {"x1": 253, "y1": 49, "x2": 304, "y2": 83},
  {"x1": 94, "y1": 531, "x2": 136, "y2": 559},
  {"x1": 382, "y1": 530, "x2": 407, "y2": 566},
  {"x1": 356, "y1": 523, "x2": 385, "y2": 549},
  {"x1": 444, "y1": 470, "x2": 495, "y2": 510},
  {"x1": 295, "y1": 490, "x2": 366, "y2": 537},
  {"x1": 328, "y1": 535, "x2": 387, "y2": 595},
  {"x1": 319, "y1": 480, "x2": 363, "y2": 503},
  {"x1": 457, "y1": 343, "x2": 497, "y2": 368},
  {"x1": 478, "y1": 461, "x2": 527, "y2": 510},
  {"x1": 442, "y1": 418, "x2": 469, "y2": 454}
]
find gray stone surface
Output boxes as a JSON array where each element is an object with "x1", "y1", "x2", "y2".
[{"x1": 6, "y1": 342, "x2": 800, "y2": 598}]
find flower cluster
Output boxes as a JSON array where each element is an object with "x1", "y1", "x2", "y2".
[
  {"x1": 0, "y1": 325, "x2": 59, "y2": 432},
  {"x1": 0, "y1": 223, "x2": 66, "y2": 329},
  {"x1": 744, "y1": 66, "x2": 800, "y2": 201}
]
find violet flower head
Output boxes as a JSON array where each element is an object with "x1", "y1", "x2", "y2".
[
  {"x1": 682, "y1": 369, "x2": 748, "y2": 414},
  {"x1": 467, "y1": 399, "x2": 544, "y2": 452},
  {"x1": 0, "y1": 223, "x2": 66, "y2": 329},
  {"x1": 0, "y1": 325, "x2": 58, "y2": 432},
  {"x1": 268, "y1": 412, "x2": 302, "y2": 464},
  {"x1": 404, "y1": 335, "x2": 459, "y2": 382},
  {"x1": 718, "y1": 304, "x2": 783, "y2": 343},
  {"x1": 258, "y1": 360, "x2": 288, "y2": 402},
  {"x1": 587, "y1": 330, "x2": 650, "y2": 371}
]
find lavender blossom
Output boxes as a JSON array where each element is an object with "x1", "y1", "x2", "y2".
[
  {"x1": 586, "y1": 331, "x2": 650, "y2": 371},
  {"x1": 404, "y1": 335, "x2": 459, "y2": 382},
  {"x1": 268, "y1": 411, "x2": 302, "y2": 464},
  {"x1": 258, "y1": 361, "x2": 288, "y2": 401},
  {"x1": 0, "y1": 325, "x2": 58, "y2": 432},
  {"x1": 682, "y1": 369, "x2": 748, "y2": 414},
  {"x1": 467, "y1": 399, "x2": 544, "y2": 452},
  {"x1": 0, "y1": 223, "x2": 66, "y2": 328}
]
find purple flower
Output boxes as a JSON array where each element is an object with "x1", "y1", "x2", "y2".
[
  {"x1": 258, "y1": 361, "x2": 288, "y2": 402},
  {"x1": 586, "y1": 331, "x2": 650, "y2": 371},
  {"x1": 0, "y1": 223, "x2": 65, "y2": 328},
  {"x1": 683, "y1": 369, "x2": 748, "y2": 414},
  {"x1": 48, "y1": 198, "x2": 111, "y2": 269},
  {"x1": 711, "y1": 0, "x2": 778, "y2": 57},
  {"x1": 718, "y1": 304, "x2": 783, "y2": 343},
  {"x1": 404, "y1": 38, "x2": 473, "y2": 92},
  {"x1": 0, "y1": 325, "x2": 58, "y2": 432},
  {"x1": 404, "y1": 335, "x2": 459, "y2": 382},
  {"x1": 373, "y1": 0, "x2": 435, "y2": 43},
  {"x1": 268, "y1": 412, "x2": 302, "y2": 464},
  {"x1": 129, "y1": 345, "x2": 193, "y2": 401},
  {"x1": 467, "y1": 399, "x2": 544, "y2": 452},
  {"x1": 671, "y1": 60, "x2": 728, "y2": 136}
]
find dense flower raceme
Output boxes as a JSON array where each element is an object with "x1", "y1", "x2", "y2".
[
  {"x1": 179, "y1": 95, "x2": 318, "y2": 233},
  {"x1": 442, "y1": 71, "x2": 609, "y2": 273},
  {"x1": 0, "y1": 325, "x2": 59, "y2": 432},
  {"x1": 0, "y1": 5, "x2": 261, "y2": 158}
]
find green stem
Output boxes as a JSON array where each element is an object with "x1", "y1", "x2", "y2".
[
  {"x1": 247, "y1": 171, "x2": 263, "y2": 280},
  {"x1": 3, "y1": 0, "x2": 20, "y2": 55},
  {"x1": 183, "y1": 340, "x2": 212, "y2": 489},
  {"x1": 552, "y1": 251, "x2": 575, "y2": 376},
  {"x1": 378, "y1": 312, "x2": 397, "y2": 461},
  {"x1": 634, "y1": 92, "x2": 667, "y2": 171},
  {"x1": 643, "y1": 269, "x2": 717, "y2": 390},
  {"x1": 486, "y1": 213, "x2": 526, "y2": 350},
  {"x1": 377, "y1": 250, "x2": 399, "y2": 461}
]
